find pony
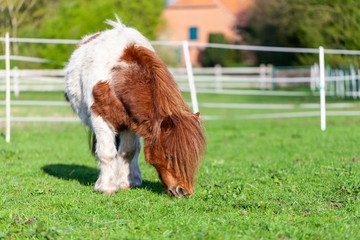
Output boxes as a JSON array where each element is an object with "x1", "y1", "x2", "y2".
[{"x1": 65, "y1": 18, "x2": 206, "y2": 198}]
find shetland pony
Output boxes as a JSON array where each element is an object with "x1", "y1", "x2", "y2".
[{"x1": 65, "y1": 18, "x2": 206, "y2": 198}]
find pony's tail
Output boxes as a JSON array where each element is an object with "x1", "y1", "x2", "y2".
[
  {"x1": 89, "y1": 131, "x2": 97, "y2": 156},
  {"x1": 105, "y1": 13, "x2": 126, "y2": 29},
  {"x1": 64, "y1": 92, "x2": 70, "y2": 102}
]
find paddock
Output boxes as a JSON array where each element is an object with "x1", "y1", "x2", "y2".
[
  {"x1": 1, "y1": 106, "x2": 360, "y2": 238},
  {"x1": 1, "y1": 38, "x2": 360, "y2": 239}
]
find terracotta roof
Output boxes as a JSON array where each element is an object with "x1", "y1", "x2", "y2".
[
  {"x1": 171, "y1": 0, "x2": 216, "y2": 7},
  {"x1": 169, "y1": 0, "x2": 253, "y2": 16},
  {"x1": 220, "y1": 0, "x2": 252, "y2": 16}
]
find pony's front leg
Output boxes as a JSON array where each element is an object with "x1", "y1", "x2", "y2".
[{"x1": 92, "y1": 115, "x2": 123, "y2": 194}]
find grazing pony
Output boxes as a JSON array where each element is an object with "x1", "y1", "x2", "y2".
[{"x1": 65, "y1": 18, "x2": 206, "y2": 197}]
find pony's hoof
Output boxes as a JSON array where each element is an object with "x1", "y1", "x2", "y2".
[
  {"x1": 118, "y1": 182, "x2": 131, "y2": 190},
  {"x1": 94, "y1": 185, "x2": 118, "y2": 194},
  {"x1": 166, "y1": 186, "x2": 193, "y2": 198},
  {"x1": 94, "y1": 178, "x2": 118, "y2": 194},
  {"x1": 94, "y1": 176, "x2": 132, "y2": 193},
  {"x1": 130, "y1": 177, "x2": 142, "y2": 188},
  {"x1": 101, "y1": 190, "x2": 116, "y2": 195}
]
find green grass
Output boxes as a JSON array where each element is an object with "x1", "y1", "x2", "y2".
[{"x1": 1, "y1": 92, "x2": 360, "y2": 239}]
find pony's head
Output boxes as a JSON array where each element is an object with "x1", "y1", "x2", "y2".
[{"x1": 144, "y1": 112, "x2": 205, "y2": 198}]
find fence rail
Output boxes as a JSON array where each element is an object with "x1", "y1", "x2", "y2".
[
  {"x1": 2, "y1": 65, "x2": 360, "y2": 98},
  {"x1": 2, "y1": 35, "x2": 360, "y2": 142}
]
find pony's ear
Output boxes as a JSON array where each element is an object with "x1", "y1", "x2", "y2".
[
  {"x1": 194, "y1": 112, "x2": 202, "y2": 126},
  {"x1": 161, "y1": 115, "x2": 174, "y2": 133}
]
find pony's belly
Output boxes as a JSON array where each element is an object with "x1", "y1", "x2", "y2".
[{"x1": 65, "y1": 64, "x2": 92, "y2": 128}]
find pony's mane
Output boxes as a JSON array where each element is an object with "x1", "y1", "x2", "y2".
[
  {"x1": 120, "y1": 44, "x2": 206, "y2": 183},
  {"x1": 162, "y1": 113, "x2": 206, "y2": 184}
]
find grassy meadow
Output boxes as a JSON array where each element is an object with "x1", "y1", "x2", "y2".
[{"x1": 0, "y1": 91, "x2": 360, "y2": 239}]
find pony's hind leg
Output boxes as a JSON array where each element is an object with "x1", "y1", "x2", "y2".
[
  {"x1": 116, "y1": 130, "x2": 142, "y2": 188},
  {"x1": 130, "y1": 135, "x2": 142, "y2": 187}
]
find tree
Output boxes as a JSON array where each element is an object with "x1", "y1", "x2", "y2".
[
  {"x1": 0, "y1": 0, "x2": 49, "y2": 55},
  {"x1": 202, "y1": 33, "x2": 242, "y2": 67},
  {"x1": 29, "y1": 0, "x2": 165, "y2": 68},
  {"x1": 237, "y1": 0, "x2": 295, "y2": 66},
  {"x1": 1, "y1": 0, "x2": 165, "y2": 68},
  {"x1": 238, "y1": 0, "x2": 360, "y2": 66},
  {"x1": 202, "y1": 33, "x2": 229, "y2": 67}
]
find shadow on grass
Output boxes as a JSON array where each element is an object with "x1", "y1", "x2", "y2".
[
  {"x1": 42, "y1": 164, "x2": 99, "y2": 186},
  {"x1": 136, "y1": 180, "x2": 164, "y2": 195},
  {"x1": 42, "y1": 164, "x2": 164, "y2": 194}
]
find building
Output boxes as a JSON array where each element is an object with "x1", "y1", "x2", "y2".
[{"x1": 160, "y1": 0, "x2": 253, "y2": 65}]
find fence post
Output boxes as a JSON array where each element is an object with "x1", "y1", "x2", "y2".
[
  {"x1": 5, "y1": 33, "x2": 11, "y2": 142},
  {"x1": 13, "y1": 66, "x2": 19, "y2": 98},
  {"x1": 335, "y1": 69, "x2": 340, "y2": 97},
  {"x1": 344, "y1": 70, "x2": 347, "y2": 98},
  {"x1": 319, "y1": 46, "x2": 326, "y2": 131},
  {"x1": 269, "y1": 64, "x2": 275, "y2": 90},
  {"x1": 182, "y1": 41, "x2": 199, "y2": 113},
  {"x1": 350, "y1": 65, "x2": 357, "y2": 99},
  {"x1": 310, "y1": 64, "x2": 316, "y2": 92},
  {"x1": 340, "y1": 69, "x2": 345, "y2": 98},
  {"x1": 215, "y1": 64, "x2": 222, "y2": 92},
  {"x1": 329, "y1": 69, "x2": 334, "y2": 96},
  {"x1": 358, "y1": 69, "x2": 360, "y2": 99},
  {"x1": 260, "y1": 64, "x2": 266, "y2": 90}
]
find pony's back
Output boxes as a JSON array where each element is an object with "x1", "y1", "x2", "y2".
[{"x1": 65, "y1": 18, "x2": 155, "y2": 128}]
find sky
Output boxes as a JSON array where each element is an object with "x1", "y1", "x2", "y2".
[{"x1": 166, "y1": 0, "x2": 179, "y2": 6}]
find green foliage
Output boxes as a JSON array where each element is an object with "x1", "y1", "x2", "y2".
[
  {"x1": 0, "y1": 0, "x2": 50, "y2": 63},
  {"x1": 239, "y1": 0, "x2": 360, "y2": 66},
  {"x1": 0, "y1": 0, "x2": 49, "y2": 36},
  {"x1": 202, "y1": 33, "x2": 229, "y2": 67},
  {"x1": 1, "y1": 0, "x2": 165, "y2": 68},
  {"x1": 202, "y1": 33, "x2": 241, "y2": 67}
]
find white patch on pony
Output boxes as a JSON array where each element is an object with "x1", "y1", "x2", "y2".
[{"x1": 65, "y1": 17, "x2": 153, "y2": 193}]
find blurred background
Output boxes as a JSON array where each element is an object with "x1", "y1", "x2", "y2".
[
  {"x1": 1, "y1": 0, "x2": 359, "y2": 68},
  {"x1": 1, "y1": 0, "x2": 360, "y2": 124}
]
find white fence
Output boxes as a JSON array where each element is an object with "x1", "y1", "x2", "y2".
[
  {"x1": 0, "y1": 65, "x2": 274, "y2": 92},
  {"x1": 2, "y1": 65, "x2": 360, "y2": 98},
  {"x1": 0, "y1": 69, "x2": 65, "y2": 94},
  {"x1": 171, "y1": 64, "x2": 273, "y2": 91},
  {"x1": 2, "y1": 35, "x2": 360, "y2": 142}
]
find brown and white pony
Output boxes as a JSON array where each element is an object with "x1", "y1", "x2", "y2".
[{"x1": 65, "y1": 18, "x2": 205, "y2": 198}]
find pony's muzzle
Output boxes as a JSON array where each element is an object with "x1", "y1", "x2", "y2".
[{"x1": 166, "y1": 186, "x2": 193, "y2": 198}]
